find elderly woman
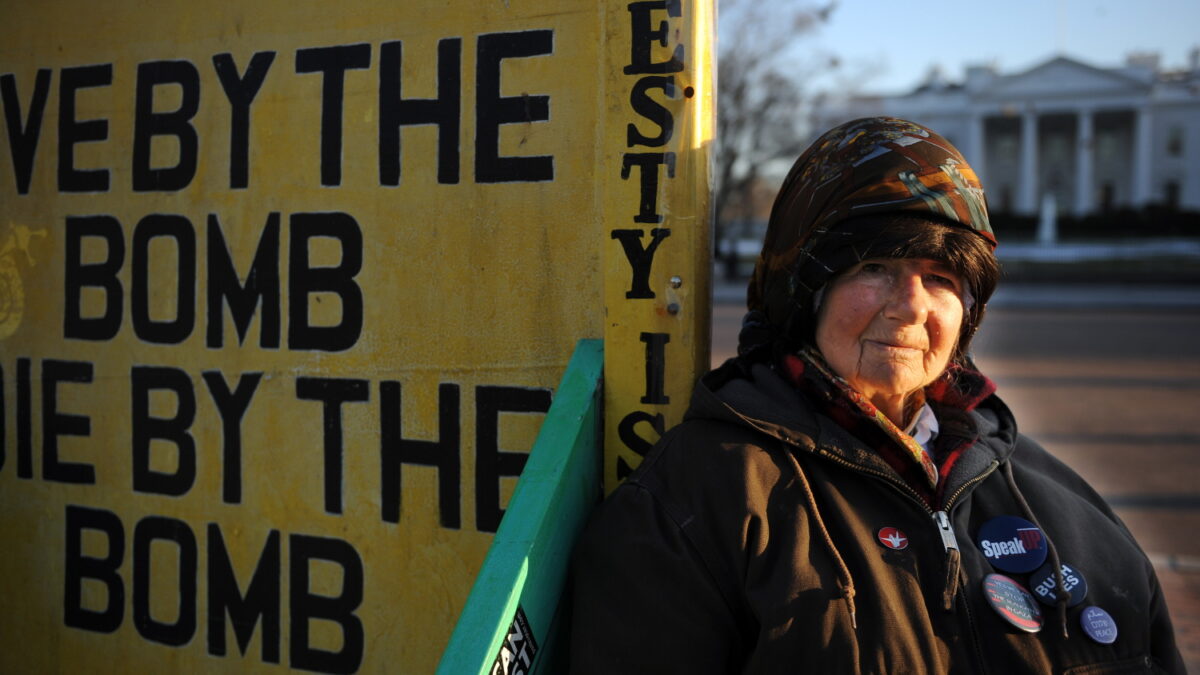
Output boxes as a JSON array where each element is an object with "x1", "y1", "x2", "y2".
[{"x1": 570, "y1": 118, "x2": 1183, "y2": 673}]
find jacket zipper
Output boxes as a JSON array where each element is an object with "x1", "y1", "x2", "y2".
[
  {"x1": 815, "y1": 450, "x2": 931, "y2": 510},
  {"x1": 812, "y1": 447, "x2": 1000, "y2": 674},
  {"x1": 933, "y1": 510, "x2": 963, "y2": 606},
  {"x1": 933, "y1": 510, "x2": 958, "y2": 549},
  {"x1": 941, "y1": 460, "x2": 1000, "y2": 511},
  {"x1": 938, "y1": 463, "x2": 1000, "y2": 675},
  {"x1": 813, "y1": 448, "x2": 998, "y2": 515}
]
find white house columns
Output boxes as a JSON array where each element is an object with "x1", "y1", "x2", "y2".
[
  {"x1": 1074, "y1": 109, "x2": 1094, "y2": 216},
  {"x1": 815, "y1": 55, "x2": 1200, "y2": 214},
  {"x1": 968, "y1": 113, "x2": 987, "y2": 182},
  {"x1": 1007, "y1": 105, "x2": 1154, "y2": 216},
  {"x1": 1018, "y1": 110, "x2": 1040, "y2": 214},
  {"x1": 1133, "y1": 106, "x2": 1154, "y2": 205}
]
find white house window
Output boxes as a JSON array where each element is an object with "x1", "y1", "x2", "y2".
[
  {"x1": 1167, "y1": 126, "x2": 1184, "y2": 157},
  {"x1": 1097, "y1": 133, "x2": 1120, "y2": 162},
  {"x1": 1165, "y1": 181, "x2": 1181, "y2": 209},
  {"x1": 996, "y1": 134, "x2": 1018, "y2": 160}
]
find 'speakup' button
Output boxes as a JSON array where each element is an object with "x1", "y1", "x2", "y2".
[{"x1": 976, "y1": 516, "x2": 1048, "y2": 573}]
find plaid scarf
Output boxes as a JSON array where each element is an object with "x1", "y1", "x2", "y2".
[{"x1": 780, "y1": 348, "x2": 996, "y2": 507}]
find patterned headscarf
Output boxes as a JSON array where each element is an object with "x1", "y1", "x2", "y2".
[{"x1": 747, "y1": 117, "x2": 996, "y2": 337}]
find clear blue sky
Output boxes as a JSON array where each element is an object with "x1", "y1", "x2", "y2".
[{"x1": 806, "y1": 0, "x2": 1200, "y2": 94}]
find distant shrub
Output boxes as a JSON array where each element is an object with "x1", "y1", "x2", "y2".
[{"x1": 991, "y1": 207, "x2": 1200, "y2": 241}]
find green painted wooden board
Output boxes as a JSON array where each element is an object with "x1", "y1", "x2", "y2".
[{"x1": 437, "y1": 339, "x2": 604, "y2": 674}]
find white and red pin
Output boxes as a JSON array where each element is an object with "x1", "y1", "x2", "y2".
[{"x1": 877, "y1": 527, "x2": 909, "y2": 550}]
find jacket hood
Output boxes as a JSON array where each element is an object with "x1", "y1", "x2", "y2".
[{"x1": 687, "y1": 357, "x2": 1021, "y2": 505}]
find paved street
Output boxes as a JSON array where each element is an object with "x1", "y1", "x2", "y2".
[{"x1": 711, "y1": 290, "x2": 1200, "y2": 670}]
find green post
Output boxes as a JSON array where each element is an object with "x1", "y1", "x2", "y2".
[{"x1": 437, "y1": 339, "x2": 604, "y2": 674}]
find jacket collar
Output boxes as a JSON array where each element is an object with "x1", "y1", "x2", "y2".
[{"x1": 689, "y1": 357, "x2": 1020, "y2": 508}]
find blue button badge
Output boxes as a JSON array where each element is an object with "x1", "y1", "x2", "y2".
[
  {"x1": 1029, "y1": 561, "x2": 1087, "y2": 607},
  {"x1": 976, "y1": 516, "x2": 1048, "y2": 573},
  {"x1": 1080, "y1": 606, "x2": 1118, "y2": 644}
]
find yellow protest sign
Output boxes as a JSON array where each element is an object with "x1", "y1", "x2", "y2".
[
  {"x1": 0, "y1": 1, "x2": 711, "y2": 672},
  {"x1": 603, "y1": 0, "x2": 714, "y2": 489}
]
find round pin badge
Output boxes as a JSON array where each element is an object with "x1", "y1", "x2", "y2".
[
  {"x1": 1029, "y1": 561, "x2": 1088, "y2": 607},
  {"x1": 976, "y1": 516, "x2": 1048, "y2": 573},
  {"x1": 1080, "y1": 606, "x2": 1118, "y2": 644},
  {"x1": 983, "y1": 573, "x2": 1044, "y2": 633},
  {"x1": 877, "y1": 527, "x2": 909, "y2": 550}
]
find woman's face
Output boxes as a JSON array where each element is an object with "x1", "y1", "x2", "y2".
[{"x1": 815, "y1": 258, "x2": 965, "y2": 418}]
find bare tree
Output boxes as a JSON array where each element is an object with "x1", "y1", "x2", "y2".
[{"x1": 716, "y1": 0, "x2": 836, "y2": 277}]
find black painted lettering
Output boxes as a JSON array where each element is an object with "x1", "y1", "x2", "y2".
[
  {"x1": 58, "y1": 64, "x2": 112, "y2": 192},
  {"x1": 133, "y1": 516, "x2": 197, "y2": 646},
  {"x1": 212, "y1": 51, "x2": 276, "y2": 189},
  {"x1": 616, "y1": 410, "x2": 664, "y2": 479},
  {"x1": 475, "y1": 386, "x2": 551, "y2": 533},
  {"x1": 131, "y1": 366, "x2": 197, "y2": 496},
  {"x1": 639, "y1": 332, "x2": 670, "y2": 404},
  {"x1": 610, "y1": 228, "x2": 670, "y2": 299},
  {"x1": 64, "y1": 215, "x2": 125, "y2": 341},
  {"x1": 202, "y1": 371, "x2": 263, "y2": 504},
  {"x1": 17, "y1": 357, "x2": 32, "y2": 478},
  {"x1": 64, "y1": 505, "x2": 125, "y2": 633},
  {"x1": 296, "y1": 377, "x2": 369, "y2": 514},
  {"x1": 621, "y1": 152, "x2": 676, "y2": 223},
  {"x1": 379, "y1": 381, "x2": 461, "y2": 529},
  {"x1": 132, "y1": 60, "x2": 201, "y2": 192},
  {"x1": 475, "y1": 30, "x2": 554, "y2": 183},
  {"x1": 624, "y1": 0, "x2": 684, "y2": 75},
  {"x1": 207, "y1": 524, "x2": 280, "y2": 663},
  {"x1": 1, "y1": 69, "x2": 52, "y2": 194},
  {"x1": 289, "y1": 534, "x2": 364, "y2": 674},
  {"x1": 132, "y1": 214, "x2": 196, "y2": 344},
  {"x1": 379, "y1": 39, "x2": 461, "y2": 186},
  {"x1": 627, "y1": 75, "x2": 675, "y2": 147},
  {"x1": 295, "y1": 44, "x2": 372, "y2": 186},
  {"x1": 206, "y1": 212, "x2": 281, "y2": 349},
  {"x1": 287, "y1": 212, "x2": 363, "y2": 352},
  {"x1": 42, "y1": 359, "x2": 95, "y2": 484}
]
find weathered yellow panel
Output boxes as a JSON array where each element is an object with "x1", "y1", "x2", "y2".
[
  {"x1": 0, "y1": 1, "x2": 711, "y2": 672},
  {"x1": 602, "y1": 0, "x2": 714, "y2": 490}
]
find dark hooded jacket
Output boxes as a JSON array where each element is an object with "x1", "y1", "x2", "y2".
[
  {"x1": 571, "y1": 118, "x2": 1182, "y2": 673},
  {"x1": 570, "y1": 358, "x2": 1184, "y2": 674}
]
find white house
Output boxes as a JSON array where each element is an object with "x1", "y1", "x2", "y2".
[{"x1": 811, "y1": 52, "x2": 1200, "y2": 217}]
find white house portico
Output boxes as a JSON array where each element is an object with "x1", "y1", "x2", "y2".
[{"x1": 812, "y1": 52, "x2": 1200, "y2": 217}]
